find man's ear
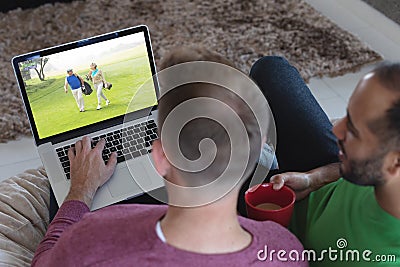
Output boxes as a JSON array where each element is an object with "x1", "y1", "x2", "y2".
[
  {"x1": 383, "y1": 151, "x2": 400, "y2": 181},
  {"x1": 151, "y1": 139, "x2": 170, "y2": 177}
]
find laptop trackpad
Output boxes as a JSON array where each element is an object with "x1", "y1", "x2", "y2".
[{"x1": 107, "y1": 163, "x2": 152, "y2": 198}]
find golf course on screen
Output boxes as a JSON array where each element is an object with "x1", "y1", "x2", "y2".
[{"x1": 23, "y1": 43, "x2": 157, "y2": 139}]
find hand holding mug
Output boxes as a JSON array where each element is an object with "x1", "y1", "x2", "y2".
[{"x1": 270, "y1": 172, "x2": 312, "y2": 201}]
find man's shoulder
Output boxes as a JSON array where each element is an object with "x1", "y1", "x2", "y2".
[
  {"x1": 54, "y1": 204, "x2": 167, "y2": 265},
  {"x1": 67, "y1": 204, "x2": 166, "y2": 241},
  {"x1": 310, "y1": 178, "x2": 371, "y2": 204},
  {"x1": 239, "y1": 216, "x2": 304, "y2": 250},
  {"x1": 73, "y1": 204, "x2": 167, "y2": 234},
  {"x1": 89, "y1": 203, "x2": 167, "y2": 219},
  {"x1": 239, "y1": 215, "x2": 288, "y2": 232}
]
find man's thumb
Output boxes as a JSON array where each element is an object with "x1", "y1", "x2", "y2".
[{"x1": 270, "y1": 175, "x2": 284, "y2": 191}]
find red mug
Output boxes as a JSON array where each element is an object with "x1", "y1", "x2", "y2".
[{"x1": 245, "y1": 183, "x2": 296, "y2": 227}]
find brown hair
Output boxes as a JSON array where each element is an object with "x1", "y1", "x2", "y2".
[
  {"x1": 159, "y1": 46, "x2": 235, "y2": 70},
  {"x1": 368, "y1": 62, "x2": 400, "y2": 151},
  {"x1": 157, "y1": 46, "x2": 261, "y2": 187}
]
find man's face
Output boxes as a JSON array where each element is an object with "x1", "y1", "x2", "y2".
[
  {"x1": 332, "y1": 73, "x2": 394, "y2": 186},
  {"x1": 67, "y1": 71, "x2": 73, "y2": 76}
]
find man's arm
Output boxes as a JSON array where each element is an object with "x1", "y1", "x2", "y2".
[
  {"x1": 31, "y1": 137, "x2": 117, "y2": 266},
  {"x1": 31, "y1": 200, "x2": 89, "y2": 266},
  {"x1": 270, "y1": 162, "x2": 341, "y2": 200},
  {"x1": 64, "y1": 78, "x2": 69, "y2": 93}
]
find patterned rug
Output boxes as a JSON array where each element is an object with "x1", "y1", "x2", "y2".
[{"x1": 0, "y1": 0, "x2": 382, "y2": 142}]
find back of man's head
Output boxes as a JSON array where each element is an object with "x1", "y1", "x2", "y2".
[{"x1": 156, "y1": 47, "x2": 268, "y2": 191}]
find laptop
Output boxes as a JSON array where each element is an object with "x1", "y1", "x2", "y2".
[{"x1": 12, "y1": 25, "x2": 165, "y2": 210}]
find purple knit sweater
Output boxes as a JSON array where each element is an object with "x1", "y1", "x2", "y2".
[{"x1": 32, "y1": 201, "x2": 307, "y2": 266}]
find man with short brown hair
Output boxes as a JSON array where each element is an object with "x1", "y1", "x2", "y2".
[{"x1": 64, "y1": 68, "x2": 85, "y2": 112}]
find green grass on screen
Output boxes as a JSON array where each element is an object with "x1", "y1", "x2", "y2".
[{"x1": 25, "y1": 47, "x2": 157, "y2": 139}]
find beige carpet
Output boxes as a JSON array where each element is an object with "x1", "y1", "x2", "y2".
[{"x1": 0, "y1": 0, "x2": 382, "y2": 142}]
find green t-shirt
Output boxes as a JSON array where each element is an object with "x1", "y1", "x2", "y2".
[{"x1": 290, "y1": 178, "x2": 400, "y2": 266}]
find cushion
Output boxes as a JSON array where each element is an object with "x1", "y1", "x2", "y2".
[{"x1": 0, "y1": 167, "x2": 49, "y2": 267}]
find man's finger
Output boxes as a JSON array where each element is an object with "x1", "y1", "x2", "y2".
[
  {"x1": 75, "y1": 140, "x2": 82, "y2": 155},
  {"x1": 81, "y1": 136, "x2": 91, "y2": 152},
  {"x1": 95, "y1": 138, "x2": 106, "y2": 152},
  {"x1": 270, "y1": 174, "x2": 285, "y2": 190},
  {"x1": 106, "y1": 152, "x2": 118, "y2": 171},
  {"x1": 68, "y1": 147, "x2": 75, "y2": 162}
]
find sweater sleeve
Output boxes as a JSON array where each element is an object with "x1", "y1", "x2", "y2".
[{"x1": 31, "y1": 200, "x2": 89, "y2": 266}]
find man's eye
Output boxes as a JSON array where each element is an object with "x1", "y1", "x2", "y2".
[
  {"x1": 346, "y1": 124, "x2": 354, "y2": 135},
  {"x1": 346, "y1": 126, "x2": 357, "y2": 137}
]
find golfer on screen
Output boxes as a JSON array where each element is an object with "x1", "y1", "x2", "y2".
[
  {"x1": 64, "y1": 69, "x2": 85, "y2": 112},
  {"x1": 87, "y1": 62, "x2": 110, "y2": 110}
]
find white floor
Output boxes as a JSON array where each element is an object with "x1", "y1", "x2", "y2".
[
  {"x1": 305, "y1": 0, "x2": 400, "y2": 119},
  {"x1": 1, "y1": 0, "x2": 400, "y2": 182}
]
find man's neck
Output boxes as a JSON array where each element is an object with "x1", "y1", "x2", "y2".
[
  {"x1": 160, "y1": 192, "x2": 252, "y2": 254},
  {"x1": 375, "y1": 182, "x2": 400, "y2": 219}
]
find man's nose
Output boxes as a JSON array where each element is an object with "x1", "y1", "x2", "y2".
[{"x1": 332, "y1": 117, "x2": 346, "y2": 141}]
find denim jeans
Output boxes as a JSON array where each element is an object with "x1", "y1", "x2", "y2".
[{"x1": 250, "y1": 56, "x2": 339, "y2": 172}]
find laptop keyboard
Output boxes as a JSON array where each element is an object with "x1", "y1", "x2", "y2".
[{"x1": 55, "y1": 120, "x2": 158, "y2": 180}]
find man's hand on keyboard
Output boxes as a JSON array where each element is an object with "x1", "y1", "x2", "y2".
[{"x1": 64, "y1": 136, "x2": 117, "y2": 207}]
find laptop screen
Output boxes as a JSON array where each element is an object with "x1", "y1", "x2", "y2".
[{"x1": 16, "y1": 29, "x2": 157, "y2": 140}]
